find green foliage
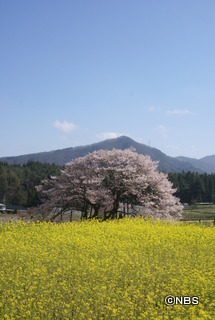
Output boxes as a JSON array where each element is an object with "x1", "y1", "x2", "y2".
[
  {"x1": 0, "y1": 161, "x2": 62, "y2": 207},
  {"x1": 168, "y1": 172, "x2": 215, "y2": 204}
]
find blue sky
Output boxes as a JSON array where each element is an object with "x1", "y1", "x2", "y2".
[{"x1": 0, "y1": 0, "x2": 214, "y2": 159}]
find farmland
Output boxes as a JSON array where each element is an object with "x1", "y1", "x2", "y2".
[
  {"x1": 1, "y1": 203, "x2": 215, "y2": 224},
  {"x1": 182, "y1": 204, "x2": 215, "y2": 224},
  {"x1": 0, "y1": 219, "x2": 214, "y2": 319}
]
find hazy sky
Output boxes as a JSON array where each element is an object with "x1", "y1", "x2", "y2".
[{"x1": 1, "y1": 0, "x2": 214, "y2": 159}]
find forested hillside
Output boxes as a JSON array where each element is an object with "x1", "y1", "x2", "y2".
[
  {"x1": 0, "y1": 161, "x2": 215, "y2": 207},
  {"x1": 168, "y1": 172, "x2": 215, "y2": 204},
  {"x1": 0, "y1": 162, "x2": 61, "y2": 207}
]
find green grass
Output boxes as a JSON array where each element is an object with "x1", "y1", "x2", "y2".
[{"x1": 182, "y1": 204, "x2": 215, "y2": 222}]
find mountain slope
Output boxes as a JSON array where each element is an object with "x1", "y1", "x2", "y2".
[
  {"x1": 176, "y1": 156, "x2": 215, "y2": 174},
  {"x1": 200, "y1": 155, "x2": 215, "y2": 166},
  {"x1": 0, "y1": 136, "x2": 207, "y2": 173}
]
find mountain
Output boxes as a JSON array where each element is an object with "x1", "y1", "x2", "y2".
[
  {"x1": 176, "y1": 155, "x2": 215, "y2": 174},
  {"x1": 201, "y1": 155, "x2": 215, "y2": 166},
  {"x1": 0, "y1": 136, "x2": 212, "y2": 173}
]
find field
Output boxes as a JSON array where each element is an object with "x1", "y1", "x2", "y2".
[
  {"x1": 182, "y1": 204, "x2": 215, "y2": 223},
  {"x1": 0, "y1": 219, "x2": 214, "y2": 319},
  {"x1": 1, "y1": 204, "x2": 215, "y2": 224}
]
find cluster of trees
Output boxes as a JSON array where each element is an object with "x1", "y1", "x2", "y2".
[
  {"x1": 1, "y1": 153, "x2": 215, "y2": 216},
  {"x1": 37, "y1": 149, "x2": 183, "y2": 221},
  {"x1": 168, "y1": 171, "x2": 215, "y2": 204},
  {"x1": 0, "y1": 161, "x2": 61, "y2": 207}
]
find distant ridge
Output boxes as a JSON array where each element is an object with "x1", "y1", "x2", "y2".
[
  {"x1": 175, "y1": 155, "x2": 215, "y2": 174},
  {"x1": 0, "y1": 136, "x2": 214, "y2": 173}
]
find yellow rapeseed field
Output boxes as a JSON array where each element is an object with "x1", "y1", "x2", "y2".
[{"x1": 0, "y1": 219, "x2": 214, "y2": 319}]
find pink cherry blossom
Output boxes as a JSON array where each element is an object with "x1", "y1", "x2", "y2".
[{"x1": 37, "y1": 148, "x2": 183, "y2": 221}]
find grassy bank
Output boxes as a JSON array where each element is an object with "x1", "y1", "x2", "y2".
[{"x1": 182, "y1": 204, "x2": 215, "y2": 223}]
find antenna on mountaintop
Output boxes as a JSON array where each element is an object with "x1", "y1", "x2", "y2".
[{"x1": 148, "y1": 140, "x2": 151, "y2": 147}]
